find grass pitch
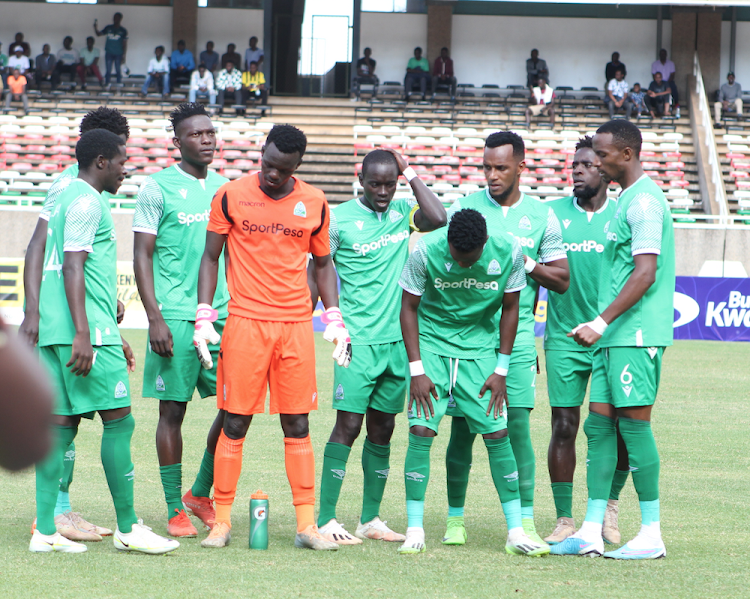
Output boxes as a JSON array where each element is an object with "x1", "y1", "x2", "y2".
[{"x1": 1, "y1": 333, "x2": 748, "y2": 598}]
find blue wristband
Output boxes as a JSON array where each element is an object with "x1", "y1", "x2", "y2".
[{"x1": 495, "y1": 353, "x2": 511, "y2": 376}]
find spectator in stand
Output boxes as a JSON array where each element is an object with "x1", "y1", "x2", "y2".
[
  {"x1": 54, "y1": 36, "x2": 79, "y2": 86},
  {"x1": 34, "y1": 44, "x2": 56, "y2": 89},
  {"x1": 604, "y1": 69, "x2": 632, "y2": 119},
  {"x1": 652, "y1": 49, "x2": 679, "y2": 118},
  {"x1": 170, "y1": 39, "x2": 195, "y2": 92},
  {"x1": 242, "y1": 60, "x2": 267, "y2": 116},
  {"x1": 221, "y1": 43, "x2": 241, "y2": 70},
  {"x1": 628, "y1": 82, "x2": 647, "y2": 118},
  {"x1": 605, "y1": 52, "x2": 626, "y2": 85},
  {"x1": 78, "y1": 36, "x2": 104, "y2": 90},
  {"x1": 644, "y1": 71, "x2": 671, "y2": 118},
  {"x1": 5, "y1": 68, "x2": 29, "y2": 114},
  {"x1": 94, "y1": 12, "x2": 128, "y2": 85},
  {"x1": 714, "y1": 72, "x2": 742, "y2": 128},
  {"x1": 200, "y1": 41, "x2": 219, "y2": 74},
  {"x1": 526, "y1": 48, "x2": 549, "y2": 88},
  {"x1": 525, "y1": 77, "x2": 555, "y2": 128},
  {"x1": 244, "y1": 36, "x2": 264, "y2": 71},
  {"x1": 8, "y1": 33, "x2": 30, "y2": 57},
  {"x1": 353, "y1": 47, "x2": 378, "y2": 99},
  {"x1": 141, "y1": 45, "x2": 170, "y2": 97},
  {"x1": 216, "y1": 60, "x2": 242, "y2": 113},
  {"x1": 189, "y1": 63, "x2": 216, "y2": 104},
  {"x1": 404, "y1": 46, "x2": 430, "y2": 101},
  {"x1": 0, "y1": 43, "x2": 7, "y2": 78},
  {"x1": 432, "y1": 46, "x2": 457, "y2": 100},
  {"x1": 8, "y1": 47, "x2": 30, "y2": 77}
]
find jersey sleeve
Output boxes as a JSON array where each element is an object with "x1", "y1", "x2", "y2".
[
  {"x1": 132, "y1": 177, "x2": 164, "y2": 235},
  {"x1": 309, "y1": 199, "x2": 331, "y2": 257},
  {"x1": 445, "y1": 198, "x2": 462, "y2": 221},
  {"x1": 207, "y1": 187, "x2": 233, "y2": 235},
  {"x1": 39, "y1": 174, "x2": 74, "y2": 221},
  {"x1": 63, "y1": 195, "x2": 102, "y2": 253},
  {"x1": 505, "y1": 239, "x2": 528, "y2": 293},
  {"x1": 329, "y1": 209, "x2": 340, "y2": 257},
  {"x1": 398, "y1": 238, "x2": 428, "y2": 296},
  {"x1": 627, "y1": 193, "x2": 664, "y2": 255},
  {"x1": 539, "y1": 207, "x2": 567, "y2": 263}
]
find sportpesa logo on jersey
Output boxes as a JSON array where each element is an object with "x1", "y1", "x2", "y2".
[
  {"x1": 178, "y1": 209, "x2": 211, "y2": 226},
  {"x1": 241, "y1": 220, "x2": 304, "y2": 237},
  {"x1": 434, "y1": 277, "x2": 499, "y2": 291},
  {"x1": 352, "y1": 230, "x2": 409, "y2": 256},
  {"x1": 563, "y1": 240, "x2": 604, "y2": 253}
]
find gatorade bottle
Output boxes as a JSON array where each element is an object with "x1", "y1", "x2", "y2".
[{"x1": 249, "y1": 490, "x2": 269, "y2": 549}]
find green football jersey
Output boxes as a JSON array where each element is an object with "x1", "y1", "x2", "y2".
[
  {"x1": 39, "y1": 179, "x2": 120, "y2": 347},
  {"x1": 598, "y1": 175, "x2": 675, "y2": 348},
  {"x1": 448, "y1": 191, "x2": 567, "y2": 353},
  {"x1": 544, "y1": 196, "x2": 617, "y2": 351},
  {"x1": 40, "y1": 165, "x2": 111, "y2": 221},
  {"x1": 330, "y1": 197, "x2": 416, "y2": 345},
  {"x1": 399, "y1": 227, "x2": 526, "y2": 359},
  {"x1": 132, "y1": 165, "x2": 230, "y2": 320}
]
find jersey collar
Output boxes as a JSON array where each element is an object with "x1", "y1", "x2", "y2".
[
  {"x1": 485, "y1": 188, "x2": 525, "y2": 213},
  {"x1": 356, "y1": 197, "x2": 385, "y2": 221},
  {"x1": 618, "y1": 173, "x2": 649, "y2": 198},
  {"x1": 74, "y1": 177, "x2": 102, "y2": 196},
  {"x1": 573, "y1": 196, "x2": 610, "y2": 214}
]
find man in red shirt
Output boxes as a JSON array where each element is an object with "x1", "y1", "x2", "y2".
[{"x1": 432, "y1": 47, "x2": 457, "y2": 100}]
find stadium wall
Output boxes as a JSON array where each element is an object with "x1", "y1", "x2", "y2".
[{"x1": 360, "y1": 12, "x2": 428, "y2": 85}]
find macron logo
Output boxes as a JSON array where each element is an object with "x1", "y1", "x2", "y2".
[
  {"x1": 355, "y1": 220, "x2": 364, "y2": 230},
  {"x1": 445, "y1": 262, "x2": 453, "y2": 272},
  {"x1": 179, "y1": 188, "x2": 188, "y2": 199},
  {"x1": 562, "y1": 219, "x2": 571, "y2": 229}
]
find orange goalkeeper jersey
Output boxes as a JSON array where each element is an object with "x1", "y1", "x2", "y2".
[{"x1": 208, "y1": 173, "x2": 330, "y2": 322}]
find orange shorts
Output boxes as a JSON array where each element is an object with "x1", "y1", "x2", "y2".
[{"x1": 216, "y1": 315, "x2": 318, "y2": 416}]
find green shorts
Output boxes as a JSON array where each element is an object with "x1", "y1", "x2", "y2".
[
  {"x1": 589, "y1": 346, "x2": 665, "y2": 408},
  {"x1": 408, "y1": 351, "x2": 507, "y2": 436},
  {"x1": 39, "y1": 344, "x2": 131, "y2": 417},
  {"x1": 142, "y1": 318, "x2": 224, "y2": 402},
  {"x1": 545, "y1": 349, "x2": 594, "y2": 408},
  {"x1": 333, "y1": 341, "x2": 407, "y2": 415}
]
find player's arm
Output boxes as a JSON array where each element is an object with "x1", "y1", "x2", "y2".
[
  {"x1": 313, "y1": 253, "x2": 352, "y2": 367},
  {"x1": 134, "y1": 232, "x2": 173, "y2": 357},
  {"x1": 193, "y1": 230, "x2": 226, "y2": 369},
  {"x1": 62, "y1": 250, "x2": 93, "y2": 377},
  {"x1": 17, "y1": 219, "x2": 47, "y2": 346},
  {"x1": 307, "y1": 256, "x2": 319, "y2": 312},
  {"x1": 527, "y1": 207, "x2": 569, "y2": 293}
]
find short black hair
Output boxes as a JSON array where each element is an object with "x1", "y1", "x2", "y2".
[
  {"x1": 178, "y1": 39, "x2": 186, "y2": 46},
  {"x1": 441, "y1": 47, "x2": 448, "y2": 52},
  {"x1": 361, "y1": 149, "x2": 398, "y2": 177},
  {"x1": 155, "y1": 45, "x2": 164, "y2": 53},
  {"x1": 86, "y1": 36, "x2": 94, "y2": 43},
  {"x1": 249, "y1": 61, "x2": 258, "y2": 67},
  {"x1": 575, "y1": 135, "x2": 593, "y2": 151},
  {"x1": 63, "y1": 36, "x2": 72, "y2": 44},
  {"x1": 596, "y1": 119, "x2": 642, "y2": 157},
  {"x1": 266, "y1": 124, "x2": 307, "y2": 158},
  {"x1": 114, "y1": 12, "x2": 123, "y2": 18},
  {"x1": 76, "y1": 129, "x2": 125, "y2": 169},
  {"x1": 485, "y1": 131, "x2": 525, "y2": 160},
  {"x1": 448, "y1": 209, "x2": 487, "y2": 254},
  {"x1": 414, "y1": 46, "x2": 422, "y2": 53},
  {"x1": 170, "y1": 102, "x2": 209, "y2": 133},
  {"x1": 80, "y1": 107, "x2": 129, "y2": 139}
]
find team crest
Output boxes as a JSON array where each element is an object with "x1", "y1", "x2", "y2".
[
  {"x1": 389, "y1": 210, "x2": 403, "y2": 223},
  {"x1": 114, "y1": 381, "x2": 128, "y2": 399},
  {"x1": 156, "y1": 375, "x2": 166, "y2": 391},
  {"x1": 604, "y1": 221, "x2": 610, "y2": 233},
  {"x1": 518, "y1": 215, "x2": 532, "y2": 230},
  {"x1": 487, "y1": 259, "x2": 501, "y2": 275},
  {"x1": 335, "y1": 384, "x2": 344, "y2": 401},
  {"x1": 562, "y1": 219, "x2": 571, "y2": 229},
  {"x1": 445, "y1": 262, "x2": 453, "y2": 272},
  {"x1": 355, "y1": 220, "x2": 364, "y2": 230},
  {"x1": 293, "y1": 201, "x2": 307, "y2": 218},
  {"x1": 179, "y1": 188, "x2": 188, "y2": 199}
]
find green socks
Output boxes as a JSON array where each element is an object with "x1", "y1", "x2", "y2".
[
  {"x1": 54, "y1": 441, "x2": 76, "y2": 516},
  {"x1": 101, "y1": 414, "x2": 138, "y2": 534},
  {"x1": 618, "y1": 417, "x2": 660, "y2": 527},
  {"x1": 317, "y1": 442, "x2": 351, "y2": 527},
  {"x1": 191, "y1": 448, "x2": 215, "y2": 499},
  {"x1": 507, "y1": 407, "x2": 535, "y2": 509},
  {"x1": 609, "y1": 469, "x2": 630, "y2": 500},
  {"x1": 160, "y1": 463, "x2": 183, "y2": 519},
  {"x1": 484, "y1": 436, "x2": 522, "y2": 530},
  {"x1": 582, "y1": 411, "x2": 618, "y2": 501},
  {"x1": 551, "y1": 482, "x2": 574, "y2": 519},
  {"x1": 36, "y1": 426, "x2": 78, "y2": 535},
  {"x1": 404, "y1": 433, "x2": 433, "y2": 527},
  {"x1": 361, "y1": 438, "x2": 390, "y2": 524},
  {"x1": 445, "y1": 417, "x2": 475, "y2": 513}
]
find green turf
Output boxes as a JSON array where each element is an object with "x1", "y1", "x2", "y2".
[{"x1": 2, "y1": 333, "x2": 748, "y2": 598}]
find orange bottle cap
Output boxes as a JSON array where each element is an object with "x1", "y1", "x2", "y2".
[{"x1": 251, "y1": 490, "x2": 268, "y2": 500}]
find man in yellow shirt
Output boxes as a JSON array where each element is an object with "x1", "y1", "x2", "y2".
[{"x1": 241, "y1": 61, "x2": 267, "y2": 116}]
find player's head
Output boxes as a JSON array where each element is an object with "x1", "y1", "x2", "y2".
[
  {"x1": 359, "y1": 149, "x2": 399, "y2": 213},
  {"x1": 573, "y1": 136, "x2": 607, "y2": 201},
  {"x1": 593, "y1": 120, "x2": 642, "y2": 184},
  {"x1": 261, "y1": 125, "x2": 306, "y2": 191},
  {"x1": 447, "y1": 209, "x2": 488, "y2": 268},
  {"x1": 483, "y1": 131, "x2": 525, "y2": 202},
  {"x1": 76, "y1": 129, "x2": 128, "y2": 195},
  {"x1": 79, "y1": 107, "x2": 130, "y2": 143},
  {"x1": 170, "y1": 102, "x2": 216, "y2": 167}
]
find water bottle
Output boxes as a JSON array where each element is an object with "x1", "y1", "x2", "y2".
[{"x1": 249, "y1": 490, "x2": 269, "y2": 549}]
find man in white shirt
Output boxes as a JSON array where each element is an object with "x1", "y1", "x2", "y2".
[
  {"x1": 651, "y1": 49, "x2": 679, "y2": 117},
  {"x1": 78, "y1": 36, "x2": 104, "y2": 89},
  {"x1": 215, "y1": 60, "x2": 242, "y2": 113},
  {"x1": 8, "y1": 47, "x2": 30, "y2": 77},
  {"x1": 54, "y1": 36, "x2": 80, "y2": 87},
  {"x1": 526, "y1": 77, "x2": 555, "y2": 128},
  {"x1": 189, "y1": 63, "x2": 216, "y2": 104},
  {"x1": 604, "y1": 69, "x2": 632, "y2": 119},
  {"x1": 141, "y1": 46, "x2": 170, "y2": 97}
]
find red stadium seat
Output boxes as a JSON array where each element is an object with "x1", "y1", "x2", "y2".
[
  {"x1": 27, "y1": 145, "x2": 46, "y2": 153},
  {"x1": 670, "y1": 180, "x2": 689, "y2": 187},
  {"x1": 666, "y1": 161, "x2": 685, "y2": 169},
  {"x1": 727, "y1": 152, "x2": 746, "y2": 159},
  {"x1": 642, "y1": 161, "x2": 661, "y2": 169},
  {"x1": 25, "y1": 154, "x2": 45, "y2": 161},
  {"x1": 232, "y1": 159, "x2": 254, "y2": 170},
  {"x1": 0, "y1": 153, "x2": 19, "y2": 160},
  {"x1": 144, "y1": 166, "x2": 161, "y2": 174},
  {"x1": 465, "y1": 174, "x2": 485, "y2": 183},
  {"x1": 731, "y1": 171, "x2": 749, "y2": 179},
  {"x1": 39, "y1": 163, "x2": 59, "y2": 171},
  {"x1": 12, "y1": 163, "x2": 33, "y2": 171},
  {"x1": 665, "y1": 170, "x2": 684, "y2": 178},
  {"x1": 542, "y1": 176, "x2": 563, "y2": 184}
]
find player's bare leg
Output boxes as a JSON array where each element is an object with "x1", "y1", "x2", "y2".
[{"x1": 546, "y1": 406, "x2": 579, "y2": 544}]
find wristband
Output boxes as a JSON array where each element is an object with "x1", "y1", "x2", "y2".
[
  {"x1": 524, "y1": 258, "x2": 537, "y2": 274},
  {"x1": 589, "y1": 315, "x2": 608, "y2": 335},
  {"x1": 196, "y1": 303, "x2": 218, "y2": 322},
  {"x1": 494, "y1": 353, "x2": 510, "y2": 377},
  {"x1": 402, "y1": 166, "x2": 418, "y2": 182},
  {"x1": 409, "y1": 360, "x2": 425, "y2": 377}
]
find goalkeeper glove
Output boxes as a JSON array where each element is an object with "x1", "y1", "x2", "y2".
[
  {"x1": 193, "y1": 303, "x2": 221, "y2": 369},
  {"x1": 321, "y1": 307, "x2": 352, "y2": 367}
]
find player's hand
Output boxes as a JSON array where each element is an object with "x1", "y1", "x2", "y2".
[
  {"x1": 116, "y1": 300, "x2": 125, "y2": 324},
  {"x1": 383, "y1": 147, "x2": 409, "y2": 174},
  {"x1": 149, "y1": 315, "x2": 174, "y2": 357},
  {"x1": 480, "y1": 373, "x2": 507, "y2": 419},
  {"x1": 568, "y1": 323, "x2": 602, "y2": 348},
  {"x1": 193, "y1": 303, "x2": 221, "y2": 370},
  {"x1": 17, "y1": 313, "x2": 39, "y2": 347},
  {"x1": 122, "y1": 336, "x2": 136, "y2": 373},
  {"x1": 321, "y1": 307, "x2": 352, "y2": 367},
  {"x1": 67, "y1": 332, "x2": 93, "y2": 377},
  {"x1": 409, "y1": 375, "x2": 437, "y2": 420}
]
